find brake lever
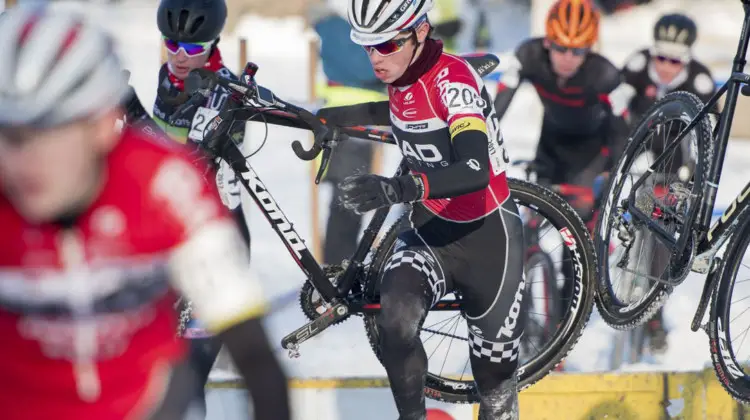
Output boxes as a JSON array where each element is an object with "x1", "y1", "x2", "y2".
[
  {"x1": 315, "y1": 147, "x2": 333, "y2": 185},
  {"x1": 313, "y1": 132, "x2": 349, "y2": 184}
]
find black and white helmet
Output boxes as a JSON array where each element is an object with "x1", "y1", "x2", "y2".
[
  {"x1": 0, "y1": 5, "x2": 128, "y2": 127},
  {"x1": 348, "y1": 0, "x2": 433, "y2": 46},
  {"x1": 652, "y1": 13, "x2": 697, "y2": 61}
]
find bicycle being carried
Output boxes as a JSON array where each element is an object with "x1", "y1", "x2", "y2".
[
  {"x1": 596, "y1": 0, "x2": 750, "y2": 401},
  {"x1": 169, "y1": 55, "x2": 597, "y2": 403}
]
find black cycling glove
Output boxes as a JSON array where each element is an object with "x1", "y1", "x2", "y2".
[{"x1": 339, "y1": 174, "x2": 423, "y2": 214}]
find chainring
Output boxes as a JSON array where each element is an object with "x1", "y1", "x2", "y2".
[{"x1": 299, "y1": 264, "x2": 352, "y2": 325}]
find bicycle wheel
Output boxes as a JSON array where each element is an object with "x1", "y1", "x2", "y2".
[
  {"x1": 595, "y1": 91, "x2": 712, "y2": 329},
  {"x1": 361, "y1": 178, "x2": 596, "y2": 403},
  {"x1": 709, "y1": 209, "x2": 750, "y2": 403}
]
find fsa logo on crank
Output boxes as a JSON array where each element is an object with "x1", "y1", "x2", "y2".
[
  {"x1": 498, "y1": 276, "x2": 525, "y2": 339},
  {"x1": 715, "y1": 318, "x2": 745, "y2": 380},
  {"x1": 239, "y1": 168, "x2": 307, "y2": 259},
  {"x1": 559, "y1": 227, "x2": 584, "y2": 313}
]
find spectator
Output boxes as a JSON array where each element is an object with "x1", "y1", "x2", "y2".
[{"x1": 455, "y1": 0, "x2": 531, "y2": 54}]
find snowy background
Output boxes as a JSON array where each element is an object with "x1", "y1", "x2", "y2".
[{"x1": 7, "y1": 0, "x2": 750, "y2": 378}]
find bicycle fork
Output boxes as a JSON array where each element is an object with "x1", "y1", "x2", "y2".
[{"x1": 280, "y1": 303, "x2": 350, "y2": 358}]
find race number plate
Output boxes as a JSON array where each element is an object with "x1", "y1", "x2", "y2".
[{"x1": 188, "y1": 107, "x2": 220, "y2": 142}]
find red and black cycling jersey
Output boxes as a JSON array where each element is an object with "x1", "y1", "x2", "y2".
[
  {"x1": 494, "y1": 37, "x2": 631, "y2": 136},
  {"x1": 389, "y1": 52, "x2": 511, "y2": 222},
  {"x1": 318, "y1": 44, "x2": 512, "y2": 223},
  {"x1": 621, "y1": 48, "x2": 717, "y2": 123}
]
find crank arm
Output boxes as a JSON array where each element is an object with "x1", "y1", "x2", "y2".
[{"x1": 281, "y1": 303, "x2": 349, "y2": 358}]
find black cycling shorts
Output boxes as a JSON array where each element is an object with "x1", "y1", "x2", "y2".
[{"x1": 385, "y1": 198, "x2": 526, "y2": 365}]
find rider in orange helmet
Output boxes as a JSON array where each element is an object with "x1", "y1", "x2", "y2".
[
  {"x1": 494, "y1": 0, "x2": 632, "y2": 330},
  {"x1": 494, "y1": 0, "x2": 630, "y2": 215}
]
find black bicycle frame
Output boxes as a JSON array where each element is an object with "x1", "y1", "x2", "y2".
[
  {"x1": 216, "y1": 116, "x2": 407, "y2": 307},
  {"x1": 626, "y1": 2, "x2": 750, "y2": 256}
]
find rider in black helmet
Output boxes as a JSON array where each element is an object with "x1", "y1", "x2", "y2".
[{"x1": 154, "y1": 0, "x2": 233, "y2": 141}]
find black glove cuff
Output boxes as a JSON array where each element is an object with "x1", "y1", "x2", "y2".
[{"x1": 395, "y1": 175, "x2": 424, "y2": 202}]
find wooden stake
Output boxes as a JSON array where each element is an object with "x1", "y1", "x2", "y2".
[
  {"x1": 308, "y1": 37, "x2": 323, "y2": 262},
  {"x1": 238, "y1": 38, "x2": 248, "y2": 73},
  {"x1": 371, "y1": 142, "x2": 384, "y2": 176}
]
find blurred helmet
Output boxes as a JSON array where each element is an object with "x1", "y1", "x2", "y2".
[
  {"x1": 0, "y1": 5, "x2": 129, "y2": 127},
  {"x1": 545, "y1": 0, "x2": 600, "y2": 49},
  {"x1": 157, "y1": 0, "x2": 226, "y2": 43},
  {"x1": 652, "y1": 13, "x2": 697, "y2": 61},
  {"x1": 348, "y1": 0, "x2": 434, "y2": 46}
]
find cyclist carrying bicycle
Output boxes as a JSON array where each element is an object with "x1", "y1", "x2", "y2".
[
  {"x1": 493, "y1": 0, "x2": 630, "y2": 202},
  {"x1": 318, "y1": 0, "x2": 525, "y2": 418},
  {"x1": 0, "y1": 5, "x2": 289, "y2": 419},
  {"x1": 122, "y1": 0, "x2": 253, "y2": 412},
  {"x1": 618, "y1": 12, "x2": 717, "y2": 355}
]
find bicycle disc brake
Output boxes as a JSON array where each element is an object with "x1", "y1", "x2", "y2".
[{"x1": 299, "y1": 264, "x2": 352, "y2": 324}]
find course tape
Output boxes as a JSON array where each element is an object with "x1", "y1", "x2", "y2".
[{"x1": 208, "y1": 369, "x2": 750, "y2": 419}]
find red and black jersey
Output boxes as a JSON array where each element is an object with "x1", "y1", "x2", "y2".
[
  {"x1": 388, "y1": 52, "x2": 511, "y2": 222},
  {"x1": 315, "y1": 46, "x2": 513, "y2": 224}
]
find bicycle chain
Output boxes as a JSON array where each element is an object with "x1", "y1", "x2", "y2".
[{"x1": 421, "y1": 327, "x2": 466, "y2": 342}]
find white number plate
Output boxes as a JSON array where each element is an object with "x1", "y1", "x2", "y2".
[{"x1": 188, "y1": 107, "x2": 220, "y2": 142}]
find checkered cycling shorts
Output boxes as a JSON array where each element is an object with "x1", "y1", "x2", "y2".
[{"x1": 468, "y1": 329, "x2": 521, "y2": 364}]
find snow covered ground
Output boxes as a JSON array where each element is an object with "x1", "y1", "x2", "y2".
[{"x1": 9, "y1": 0, "x2": 750, "y2": 378}]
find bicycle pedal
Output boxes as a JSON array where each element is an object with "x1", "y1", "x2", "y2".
[{"x1": 286, "y1": 343, "x2": 301, "y2": 359}]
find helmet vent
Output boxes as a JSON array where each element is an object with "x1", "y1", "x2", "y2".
[{"x1": 189, "y1": 16, "x2": 205, "y2": 35}]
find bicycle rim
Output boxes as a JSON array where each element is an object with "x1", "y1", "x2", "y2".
[{"x1": 710, "y1": 209, "x2": 750, "y2": 403}]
